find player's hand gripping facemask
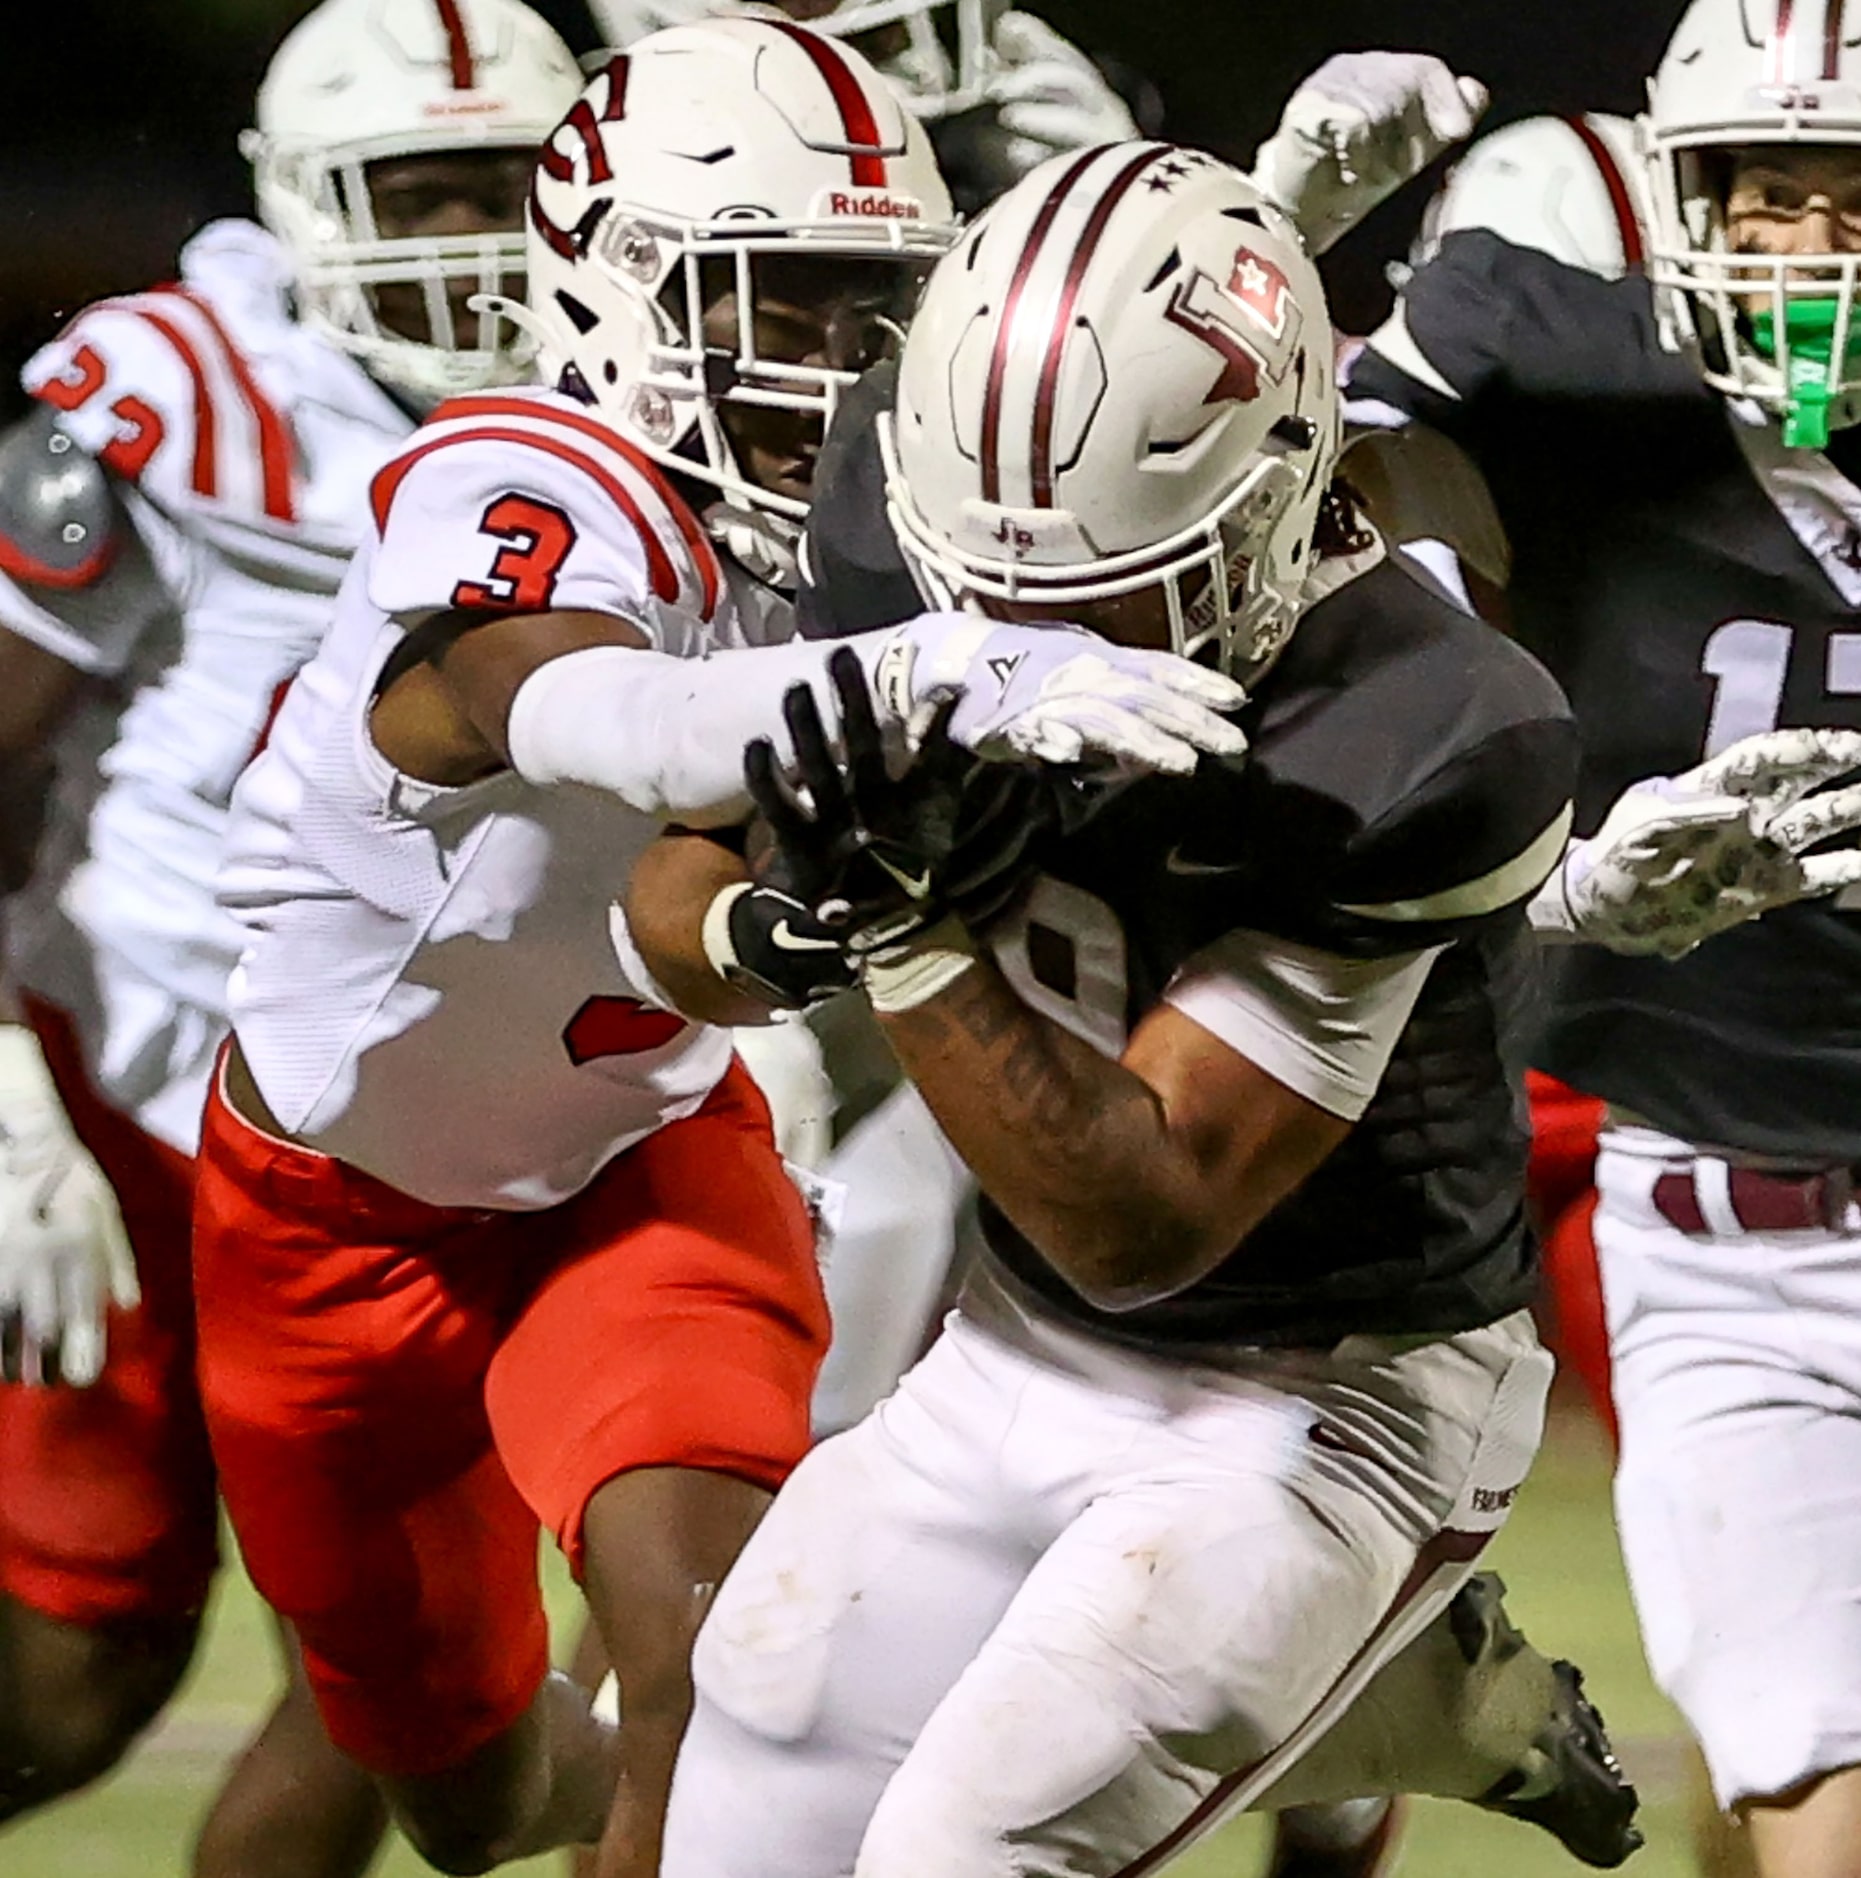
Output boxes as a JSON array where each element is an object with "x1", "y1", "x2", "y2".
[{"x1": 1530, "y1": 727, "x2": 1861, "y2": 958}]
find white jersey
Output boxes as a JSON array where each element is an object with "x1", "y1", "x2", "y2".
[
  {"x1": 220, "y1": 387, "x2": 778, "y2": 1211},
  {"x1": 2, "y1": 220, "x2": 415, "y2": 1151}
]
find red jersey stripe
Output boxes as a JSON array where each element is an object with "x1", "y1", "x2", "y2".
[
  {"x1": 127, "y1": 306, "x2": 219, "y2": 500},
  {"x1": 369, "y1": 425, "x2": 681, "y2": 603},
  {"x1": 764, "y1": 20, "x2": 889, "y2": 188},
  {"x1": 433, "y1": 0, "x2": 476, "y2": 89},
  {"x1": 1561, "y1": 116, "x2": 1645, "y2": 271},
  {"x1": 430, "y1": 395, "x2": 723, "y2": 618},
  {"x1": 168, "y1": 289, "x2": 299, "y2": 522}
]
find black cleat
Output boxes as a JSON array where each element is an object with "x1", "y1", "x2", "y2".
[{"x1": 1455, "y1": 1575, "x2": 1644, "y2": 1868}]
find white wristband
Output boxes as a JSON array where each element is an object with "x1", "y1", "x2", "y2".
[
  {"x1": 861, "y1": 916, "x2": 978, "y2": 1014},
  {"x1": 701, "y1": 882, "x2": 754, "y2": 980}
]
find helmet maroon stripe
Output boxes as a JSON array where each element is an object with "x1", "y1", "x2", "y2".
[
  {"x1": 1029, "y1": 146, "x2": 1168, "y2": 508},
  {"x1": 764, "y1": 19, "x2": 889, "y2": 187},
  {"x1": 978, "y1": 147, "x2": 1103, "y2": 504},
  {"x1": 1562, "y1": 115, "x2": 1644, "y2": 269},
  {"x1": 1827, "y1": 0, "x2": 1848, "y2": 76},
  {"x1": 1769, "y1": 0, "x2": 1798, "y2": 85},
  {"x1": 433, "y1": 0, "x2": 476, "y2": 89}
]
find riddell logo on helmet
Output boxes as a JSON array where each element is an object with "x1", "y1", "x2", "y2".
[
  {"x1": 421, "y1": 97, "x2": 510, "y2": 117},
  {"x1": 824, "y1": 191, "x2": 922, "y2": 220}
]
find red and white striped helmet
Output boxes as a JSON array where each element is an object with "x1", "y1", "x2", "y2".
[
  {"x1": 246, "y1": 0, "x2": 582, "y2": 405},
  {"x1": 882, "y1": 144, "x2": 1340, "y2": 678},
  {"x1": 526, "y1": 17, "x2": 957, "y2": 521},
  {"x1": 1645, "y1": 0, "x2": 1861, "y2": 418},
  {"x1": 1417, "y1": 114, "x2": 1650, "y2": 280}
]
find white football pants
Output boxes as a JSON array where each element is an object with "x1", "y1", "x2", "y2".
[
  {"x1": 1598, "y1": 1125, "x2": 1861, "y2": 1808},
  {"x1": 662, "y1": 1293, "x2": 1550, "y2": 1878}
]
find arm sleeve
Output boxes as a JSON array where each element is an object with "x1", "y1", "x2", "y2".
[
  {"x1": 1350, "y1": 229, "x2": 1672, "y2": 439},
  {"x1": 1165, "y1": 931, "x2": 1444, "y2": 1121},
  {"x1": 1332, "y1": 713, "x2": 1579, "y2": 951}
]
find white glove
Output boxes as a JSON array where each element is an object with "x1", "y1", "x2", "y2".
[
  {"x1": 0, "y1": 1025, "x2": 137, "y2": 1386},
  {"x1": 1249, "y1": 52, "x2": 1489, "y2": 254},
  {"x1": 877, "y1": 614, "x2": 1248, "y2": 775},
  {"x1": 989, "y1": 11, "x2": 1140, "y2": 175},
  {"x1": 1530, "y1": 727, "x2": 1861, "y2": 959}
]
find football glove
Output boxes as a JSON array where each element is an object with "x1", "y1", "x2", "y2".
[
  {"x1": 0, "y1": 1025, "x2": 138, "y2": 1387},
  {"x1": 1530, "y1": 727, "x2": 1861, "y2": 959},
  {"x1": 878, "y1": 612, "x2": 1248, "y2": 777},
  {"x1": 740, "y1": 646, "x2": 1082, "y2": 961},
  {"x1": 1250, "y1": 52, "x2": 1489, "y2": 254},
  {"x1": 988, "y1": 12, "x2": 1141, "y2": 173}
]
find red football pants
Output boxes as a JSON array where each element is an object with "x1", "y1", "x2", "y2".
[
  {"x1": 192, "y1": 1058, "x2": 828, "y2": 1777},
  {"x1": 0, "y1": 998, "x2": 218, "y2": 1627}
]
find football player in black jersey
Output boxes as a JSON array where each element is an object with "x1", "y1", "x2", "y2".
[
  {"x1": 619, "y1": 144, "x2": 1670, "y2": 1878},
  {"x1": 1347, "y1": 0, "x2": 1861, "y2": 1873}
]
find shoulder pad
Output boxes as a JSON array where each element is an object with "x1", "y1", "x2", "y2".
[
  {"x1": 0, "y1": 406, "x2": 129, "y2": 588},
  {"x1": 0, "y1": 407, "x2": 169, "y2": 671}
]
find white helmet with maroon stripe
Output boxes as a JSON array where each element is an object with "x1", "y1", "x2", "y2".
[
  {"x1": 1645, "y1": 0, "x2": 1861, "y2": 427},
  {"x1": 1416, "y1": 113, "x2": 1650, "y2": 279},
  {"x1": 882, "y1": 144, "x2": 1339, "y2": 678},
  {"x1": 526, "y1": 17, "x2": 957, "y2": 522},
  {"x1": 245, "y1": 0, "x2": 582, "y2": 404}
]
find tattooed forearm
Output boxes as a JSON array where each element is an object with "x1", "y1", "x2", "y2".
[{"x1": 875, "y1": 957, "x2": 1201, "y2": 1304}]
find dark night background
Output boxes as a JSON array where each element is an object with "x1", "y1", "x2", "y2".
[{"x1": 0, "y1": 0, "x2": 1686, "y2": 412}]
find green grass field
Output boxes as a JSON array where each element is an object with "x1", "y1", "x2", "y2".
[{"x1": 0, "y1": 1400, "x2": 1703, "y2": 1877}]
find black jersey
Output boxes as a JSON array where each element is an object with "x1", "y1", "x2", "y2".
[
  {"x1": 799, "y1": 436, "x2": 1578, "y2": 1346},
  {"x1": 1351, "y1": 230, "x2": 1861, "y2": 1160}
]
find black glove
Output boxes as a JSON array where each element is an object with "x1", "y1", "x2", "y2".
[{"x1": 744, "y1": 646, "x2": 1083, "y2": 956}]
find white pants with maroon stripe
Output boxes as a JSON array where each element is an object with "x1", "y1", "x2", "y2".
[
  {"x1": 1597, "y1": 1125, "x2": 1861, "y2": 1808},
  {"x1": 660, "y1": 1291, "x2": 1549, "y2": 1878}
]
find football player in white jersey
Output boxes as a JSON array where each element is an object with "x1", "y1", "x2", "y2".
[
  {"x1": 189, "y1": 21, "x2": 1249, "y2": 1878},
  {"x1": 0, "y1": 0, "x2": 583, "y2": 1864}
]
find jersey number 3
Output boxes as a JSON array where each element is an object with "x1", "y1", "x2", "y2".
[{"x1": 452, "y1": 495, "x2": 578, "y2": 611}]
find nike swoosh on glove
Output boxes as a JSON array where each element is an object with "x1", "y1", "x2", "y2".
[
  {"x1": 878, "y1": 613, "x2": 1248, "y2": 777},
  {"x1": 988, "y1": 11, "x2": 1140, "y2": 173},
  {"x1": 1250, "y1": 52, "x2": 1489, "y2": 254},
  {"x1": 0, "y1": 1025, "x2": 138, "y2": 1387},
  {"x1": 1529, "y1": 726, "x2": 1861, "y2": 958}
]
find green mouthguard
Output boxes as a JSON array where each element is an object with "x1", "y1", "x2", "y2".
[{"x1": 1750, "y1": 299, "x2": 1861, "y2": 450}]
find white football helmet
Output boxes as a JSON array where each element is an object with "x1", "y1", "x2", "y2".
[
  {"x1": 586, "y1": 0, "x2": 1006, "y2": 120},
  {"x1": 1644, "y1": 0, "x2": 1861, "y2": 439},
  {"x1": 883, "y1": 145, "x2": 1341, "y2": 678},
  {"x1": 1417, "y1": 113, "x2": 1650, "y2": 279},
  {"x1": 245, "y1": 0, "x2": 583, "y2": 405},
  {"x1": 526, "y1": 18, "x2": 957, "y2": 522}
]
